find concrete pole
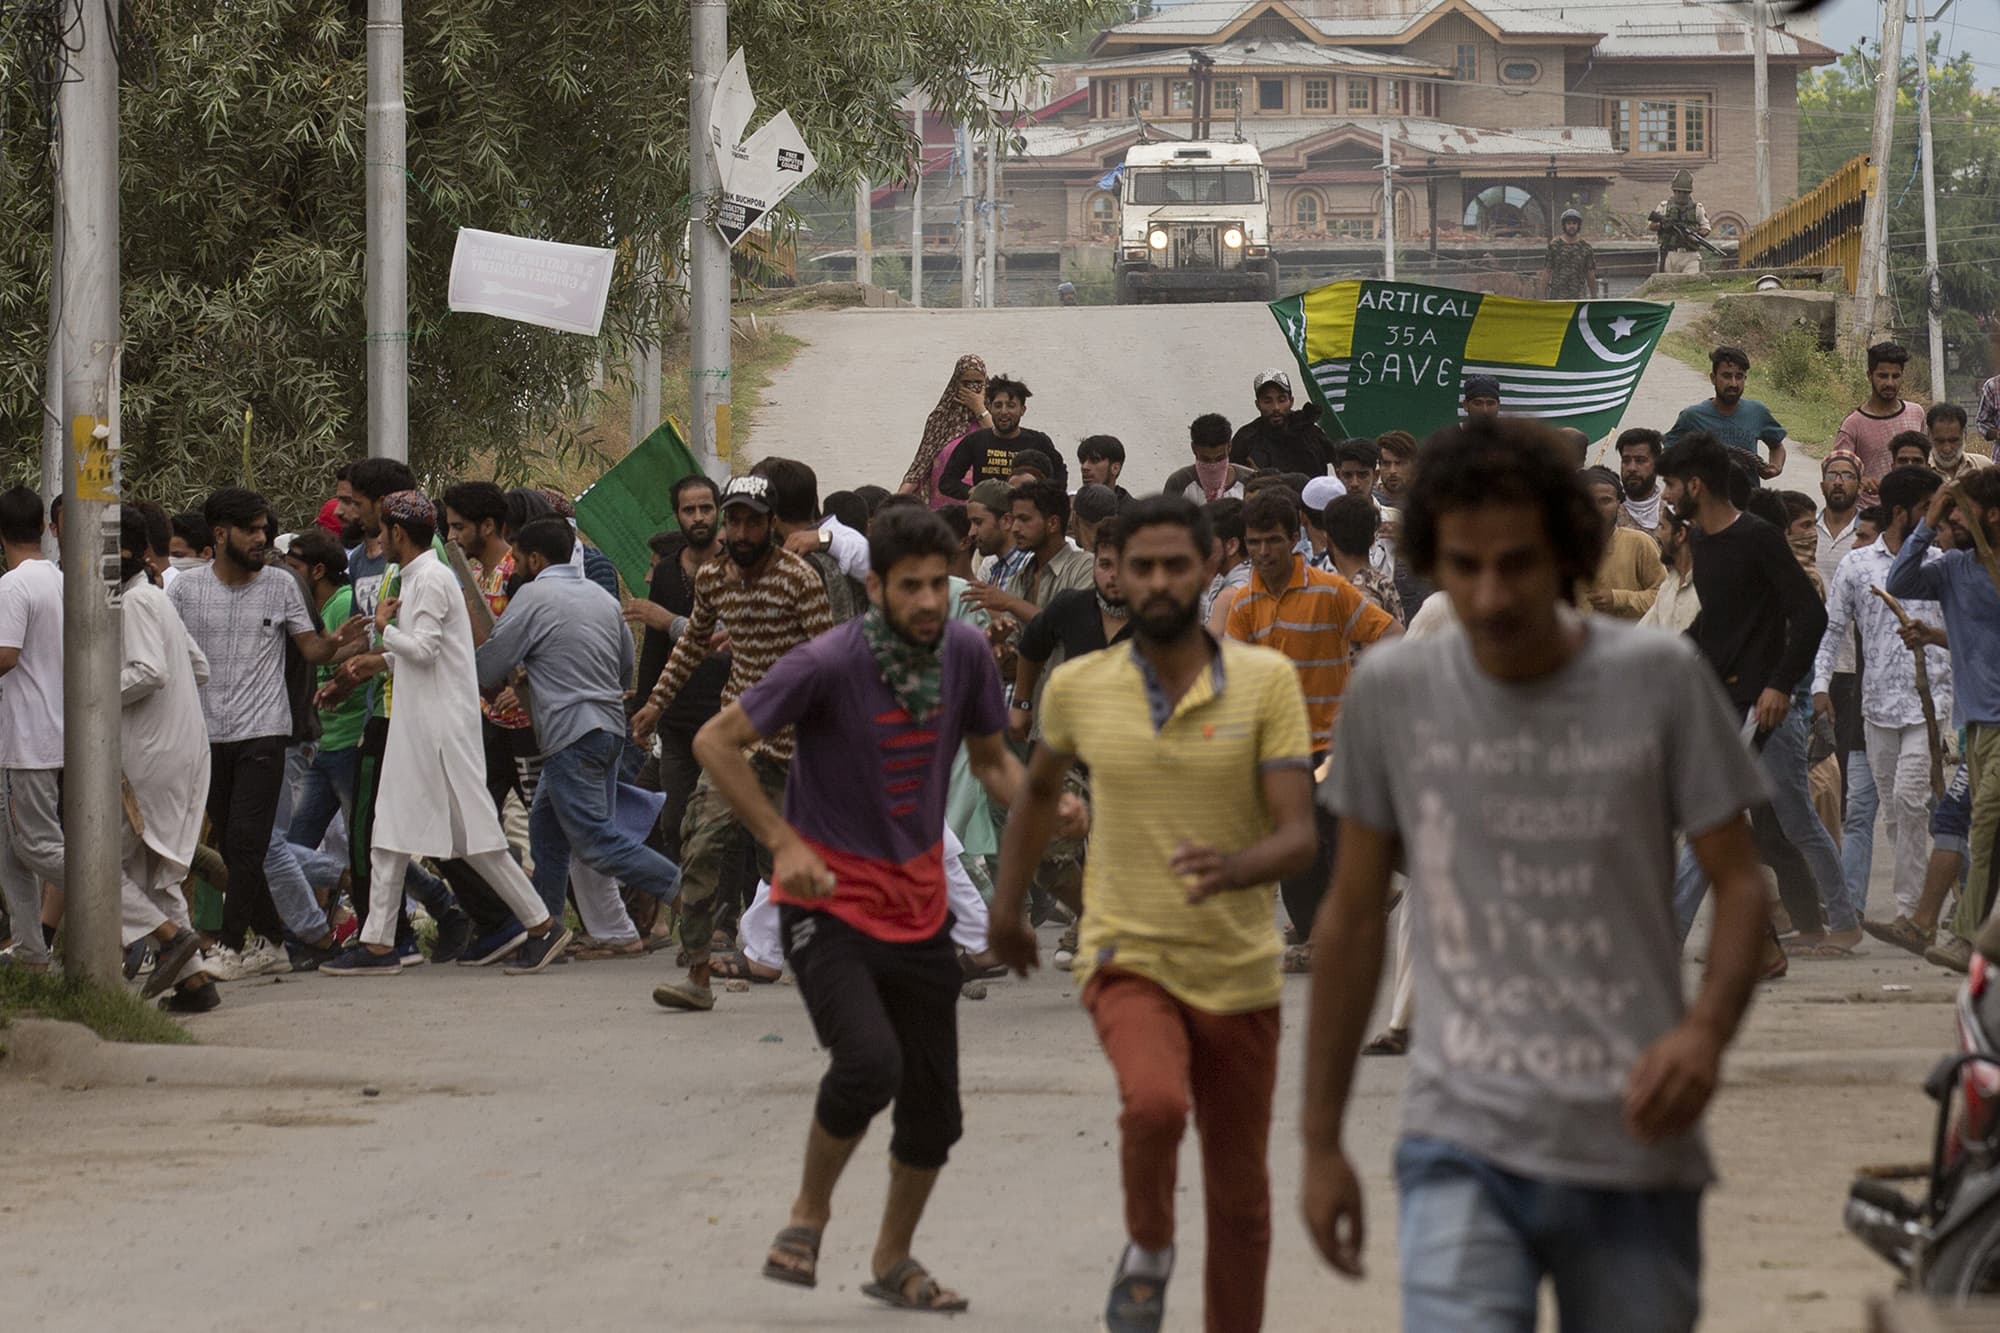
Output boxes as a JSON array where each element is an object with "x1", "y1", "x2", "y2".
[
  {"x1": 364, "y1": 0, "x2": 408, "y2": 463},
  {"x1": 910, "y1": 164, "x2": 924, "y2": 308},
  {"x1": 982, "y1": 136, "x2": 998, "y2": 308},
  {"x1": 959, "y1": 124, "x2": 976, "y2": 309},
  {"x1": 1752, "y1": 0, "x2": 1772, "y2": 223},
  {"x1": 1380, "y1": 120, "x2": 1396, "y2": 280},
  {"x1": 854, "y1": 178, "x2": 873, "y2": 288},
  {"x1": 688, "y1": 0, "x2": 731, "y2": 476},
  {"x1": 1853, "y1": 0, "x2": 1904, "y2": 343},
  {"x1": 1913, "y1": 0, "x2": 1947, "y2": 399},
  {"x1": 40, "y1": 180, "x2": 62, "y2": 562},
  {"x1": 54, "y1": 0, "x2": 122, "y2": 986}
]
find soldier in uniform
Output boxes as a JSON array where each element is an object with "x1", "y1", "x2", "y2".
[
  {"x1": 1649, "y1": 168, "x2": 1712, "y2": 275},
  {"x1": 1541, "y1": 207, "x2": 1598, "y2": 300}
]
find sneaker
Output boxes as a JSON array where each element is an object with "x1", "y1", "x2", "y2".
[
  {"x1": 429, "y1": 910, "x2": 474, "y2": 965},
  {"x1": 0, "y1": 946, "x2": 51, "y2": 974},
  {"x1": 286, "y1": 937, "x2": 342, "y2": 973},
  {"x1": 330, "y1": 908, "x2": 359, "y2": 948},
  {"x1": 1104, "y1": 1246, "x2": 1173, "y2": 1333},
  {"x1": 321, "y1": 946, "x2": 404, "y2": 978},
  {"x1": 196, "y1": 945, "x2": 251, "y2": 982},
  {"x1": 1926, "y1": 934, "x2": 1974, "y2": 974},
  {"x1": 123, "y1": 939, "x2": 154, "y2": 982},
  {"x1": 239, "y1": 937, "x2": 292, "y2": 977},
  {"x1": 159, "y1": 981, "x2": 221, "y2": 1014},
  {"x1": 143, "y1": 932, "x2": 204, "y2": 1000},
  {"x1": 459, "y1": 923, "x2": 529, "y2": 967},
  {"x1": 397, "y1": 938, "x2": 429, "y2": 968},
  {"x1": 503, "y1": 925, "x2": 575, "y2": 976}
]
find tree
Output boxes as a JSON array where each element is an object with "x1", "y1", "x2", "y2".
[
  {"x1": 1798, "y1": 43, "x2": 2000, "y2": 387},
  {"x1": 0, "y1": 0, "x2": 1119, "y2": 519}
]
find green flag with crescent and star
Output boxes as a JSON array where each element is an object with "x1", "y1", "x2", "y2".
[{"x1": 1269, "y1": 279, "x2": 1672, "y2": 441}]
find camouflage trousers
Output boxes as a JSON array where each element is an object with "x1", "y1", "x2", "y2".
[
  {"x1": 991, "y1": 757, "x2": 1090, "y2": 915},
  {"x1": 677, "y1": 753, "x2": 787, "y2": 966}
]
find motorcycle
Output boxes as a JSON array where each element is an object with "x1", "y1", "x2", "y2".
[{"x1": 1845, "y1": 947, "x2": 2000, "y2": 1299}]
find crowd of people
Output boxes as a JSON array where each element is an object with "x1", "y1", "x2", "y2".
[{"x1": 4, "y1": 338, "x2": 2000, "y2": 1331}]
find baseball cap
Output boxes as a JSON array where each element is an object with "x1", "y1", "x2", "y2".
[
  {"x1": 1821, "y1": 449, "x2": 1863, "y2": 476},
  {"x1": 1462, "y1": 374, "x2": 1502, "y2": 401},
  {"x1": 1301, "y1": 475, "x2": 1347, "y2": 515},
  {"x1": 1253, "y1": 368, "x2": 1293, "y2": 395},
  {"x1": 719, "y1": 475, "x2": 773, "y2": 514}
]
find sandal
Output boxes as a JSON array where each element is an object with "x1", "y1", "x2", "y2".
[
  {"x1": 709, "y1": 950, "x2": 780, "y2": 983},
  {"x1": 1793, "y1": 942, "x2": 1860, "y2": 960},
  {"x1": 862, "y1": 1257, "x2": 969, "y2": 1313},
  {"x1": 1282, "y1": 943, "x2": 1313, "y2": 975},
  {"x1": 570, "y1": 938, "x2": 647, "y2": 961},
  {"x1": 1105, "y1": 1272, "x2": 1169, "y2": 1333},
  {"x1": 1362, "y1": 1027, "x2": 1409, "y2": 1057},
  {"x1": 958, "y1": 948, "x2": 1007, "y2": 981},
  {"x1": 761, "y1": 1224, "x2": 821, "y2": 1288},
  {"x1": 1863, "y1": 916, "x2": 1931, "y2": 958}
]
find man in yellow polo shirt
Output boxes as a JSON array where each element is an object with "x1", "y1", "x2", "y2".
[{"x1": 991, "y1": 495, "x2": 1318, "y2": 1333}]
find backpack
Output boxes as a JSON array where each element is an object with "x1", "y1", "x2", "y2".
[{"x1": 802, "y1": 549, "x2": 867, "y2": 625}]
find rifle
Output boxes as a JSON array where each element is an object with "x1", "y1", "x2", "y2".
[
  {"x1": 1869, "y1": 586, "x2": 1946, "y2": 800},
  {"x1": 1648, "y1": 209, "x2": 1728, "y2": 260}
]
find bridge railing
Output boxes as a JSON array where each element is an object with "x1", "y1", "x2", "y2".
[{"x1": 1739, "y1": 154, "x2": 1872, "y2": 293}]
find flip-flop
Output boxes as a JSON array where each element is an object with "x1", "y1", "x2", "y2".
[
  {"x1": 1792, "y1": 942, "x2": 1860, "y2": 960},
  {"x1": 761, "y1": 1225, "x2": 820, "y2": 1288},
  {"x1": 862, "y1": 1257, "x2": 969, "y2": 1313},
  {"x1": 1863, "y1": 917, "x2": 1931, "y2": 957},
  {"x1": 1362, "y1": 1027, "x2": 1409, "y2": 1057},
  {"x1": 710, "y1": 950, "x2": 779, "y2": 983}
]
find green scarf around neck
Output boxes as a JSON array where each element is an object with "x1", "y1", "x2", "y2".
[{"x1": 861, "y1": 605, "x2": 944, "y2": 722}]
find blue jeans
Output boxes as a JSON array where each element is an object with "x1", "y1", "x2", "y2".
[
  {"x1": 1675, "y1": 694, "x2": 1856, "y2": 938},
  {"x1": 1841, "y1": 748, "x2": 1877, "y2": 921},
  {"x1": 264, "y1": 747, "x2": 331, "y2": 943},
  {"x1": 1396, "y1": 1137, "x2": 1702, "y2": 1333},
  {"x1": 289, "y1": 744, "x2": 359, "y2": 851},
  {"x1": 529, "y1": 729, "x2": 681, "y2": 922}
]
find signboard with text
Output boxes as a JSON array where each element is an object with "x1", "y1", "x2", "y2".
[{"x1": 448, "y1": 228, "x2": 617, "y2": 336}]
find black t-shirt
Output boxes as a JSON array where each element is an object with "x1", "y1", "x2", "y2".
[
  {"x1": 634, "y1": 537, "x2": 731, "y2": 733},
  {"x1": 938, "y1": 427, "x2": 1067, "y2": 498},
  {"x1": 1687, "y1": 512, "x2": 1827, "y2": 711},
  {"x1": 1018, "y1": 586, "x2": 1132, "y2": 665}
]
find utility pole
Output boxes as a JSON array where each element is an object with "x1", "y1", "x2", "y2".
[
  {"x1": 688, "y1": 0, "x2": 731, "y2": 475},
  {"x1": 1752, "y1": 0, "x2": 1772, "y2": 222},
  {"x1": 1853, "y1": 0, "x2": 1904, "y2": 344},
  {"x1": 40, "y1": 185, "x2": 62, "y2": 562},
  {"x1": 1914, "y1": 0, "x2": 1950, "y2": 398},
  {"x1": 854, "y1": 178, "x2": 873, "y2": 288},
  {"x1": 1380, "y1": 121, "x2": 1396, "y2": 280},
  {"x1": 910, "y1": 162, "x2": 924, "y2": 308},
  {"x1": 365, "y1": 0, "x2": 407, "y2": 463},
  {"x1": 983, "y1": 133, "x2": 999, "y2": 308},
  {"x1": 958, "y1": 123, "x2": 976, "y2": 308},
  {"x1": 54, "y1": 0, "x2": 121, "y2": 986}
]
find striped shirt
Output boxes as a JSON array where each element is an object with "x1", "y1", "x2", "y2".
[
  {"x1": 1226, "y1": 555, "x2": 1395, "y2": 750},
  {"x1": 1039, "y1": 638, "x2": 1312, "y2": 1014},
  {"x1": 645, "y1": 548, "x2": 833, "y2": 763}
]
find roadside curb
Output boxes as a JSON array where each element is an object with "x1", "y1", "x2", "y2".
[{"x1": 0, "y1": 1018, "x2": 481, "y2": 1095}]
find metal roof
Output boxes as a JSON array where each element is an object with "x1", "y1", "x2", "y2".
[
  {"x1": 1080, "y1": 37, "x2": 1443, "y2": 72},
  {"x1": 1014, "y1": 114, "x2": 1618, "y2": 164}
]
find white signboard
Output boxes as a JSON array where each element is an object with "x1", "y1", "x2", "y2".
[
  {"x1": 447, "y1": 228, "x2": 617, "y2": 336},
  {"x1": 706, "y1": 49, "x2": 819, "y2": 248}
]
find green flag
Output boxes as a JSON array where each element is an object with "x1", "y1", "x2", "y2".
[
  {"x1": 573, "y1": 418, "x2": 706, "y2": 592},
  {"x1": 1269, "y1": 279, "x2": 1671, "y2": 442}
]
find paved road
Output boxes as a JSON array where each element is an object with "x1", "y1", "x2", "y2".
[{"x1": 747, "y1": 301, "x2": 1824, "y2": 496}]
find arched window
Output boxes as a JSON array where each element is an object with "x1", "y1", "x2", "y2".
[
  {"x1": 1462, "y1": 184, "x2": 1543, "y2": 236},
  {"x1": 1293, "y1": 190, "x2": 1323, "y2": 230},
  {"x1": 1088, "y1": 191, "x2": 1118, "y2": 237},
  {"x1": 1710, "y1": 212, "x2": 1746, "y2": 241}
]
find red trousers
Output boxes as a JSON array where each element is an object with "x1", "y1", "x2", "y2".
[{"x1": 1085, "y1": 968, "x2": 1282, "y2": 1333}]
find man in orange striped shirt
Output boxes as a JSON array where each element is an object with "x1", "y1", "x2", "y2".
[{"x1": 1227, "y1": 486, "x2": 1398, "y2": 960}]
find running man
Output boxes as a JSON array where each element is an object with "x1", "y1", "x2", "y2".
[
  {"x1": 993, "y1": 494, "x2": 1318, "y2": 1333},
  {"x1": 1300, "y1": 420, "x2": 1770, "y2": 1331}
]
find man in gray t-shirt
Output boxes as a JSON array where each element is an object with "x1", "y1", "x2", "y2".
[{"x1": 1297, "y1": 420, "x2": 1770, "y2": 1333}]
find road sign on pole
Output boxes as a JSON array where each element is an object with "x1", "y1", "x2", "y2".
[
  {"x1": 707, "y1": 47, "x2": 819, "y2": 249},
  {"x1": 448, "y1": 228, "x2": 617, "y2": 336}
]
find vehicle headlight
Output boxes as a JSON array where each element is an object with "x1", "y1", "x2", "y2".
[
  {"x1": 1223, "y1": 227, "x2": 1245, "y2": 249},
  {"x1": 1148, "y1": 228, "x2": 1169, "y2": 251}
]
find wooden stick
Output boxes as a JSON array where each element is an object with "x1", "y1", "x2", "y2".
[{"x1": 1870, "y1": 585, "x2": 1946, "y2": 800}]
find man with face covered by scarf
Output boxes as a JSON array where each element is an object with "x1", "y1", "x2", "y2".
[{"x1": 634, "y1": 475, "x2": 835, "y2": 1011}]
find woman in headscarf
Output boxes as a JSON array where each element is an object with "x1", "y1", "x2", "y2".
[{"x1": 899, "y1": 354, "x2": 991, "y2": 504}]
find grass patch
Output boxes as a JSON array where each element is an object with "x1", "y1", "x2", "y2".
[
  {"x1": 0, "y1": 970, "x2": 193, "y2": 1046},
  {"x1": 1659, "y1": 304, "x2": 1863, "y2": 452}
]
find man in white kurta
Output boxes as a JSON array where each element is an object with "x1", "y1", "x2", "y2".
[
  {"x1": 119, "y1": 546, "x2": 217, "y2": 1004},
  {"x1": 324, "y1": 491, "x2": 571, "y2": 977}
]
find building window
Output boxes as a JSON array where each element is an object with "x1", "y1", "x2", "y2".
[
  {"x1": 1304, "y1": 78, "x2": 1331, "y2": 111},
  {"x1": 1500, "y1": 59, "x2": 1540, "y2": 84},
  {"x1": 1103, "y1": 80, "x2": 1121, "y2": 117},
  {"x1": 1385, "y1": 79, "x2": 1406, "y2": 112},
  {"x1": 1129, "y1": 79, "x2": 1153, "y2": 112},
  {"x1": 1214, "y1": 80, "x2": 1241, "y2": 110},
  {"x1": 1259, "y1": 78, "x2": 1286, "y2": 112},
  {"x1": 1088, "y1": 191, "x2": 1118, "y2": 237},
  {"x1": 1293, "y1": 191, "x2": 1323, "y2": 230},
  {"x1": 1329, "y1": 214, "x2": 1378, "y2": 240},
  {"x1": 1347, "y1": 77, "x2": 1373, "y2": 113},
  {"x1": 1605, "y1": 96, "x2": 1711, "y2": 156},
  {"x1": 1454, "y1": 44, "x2": 1478, "y2": 81},
  {"x1": 1170, "y1": 80, "x2": 1195, "y2": 113},
  {"x1": 1710, "y1": 211, "x2": 1744, "y2": 240}
]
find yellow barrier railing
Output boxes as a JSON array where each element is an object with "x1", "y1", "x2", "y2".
[{"x1": 1739, "y1": 154, "x2": 1873, "y2": 292}]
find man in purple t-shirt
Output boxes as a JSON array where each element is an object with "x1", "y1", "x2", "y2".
[{"x1": 691, "y1": 502, "x2": 1065, "y2": 1314}]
